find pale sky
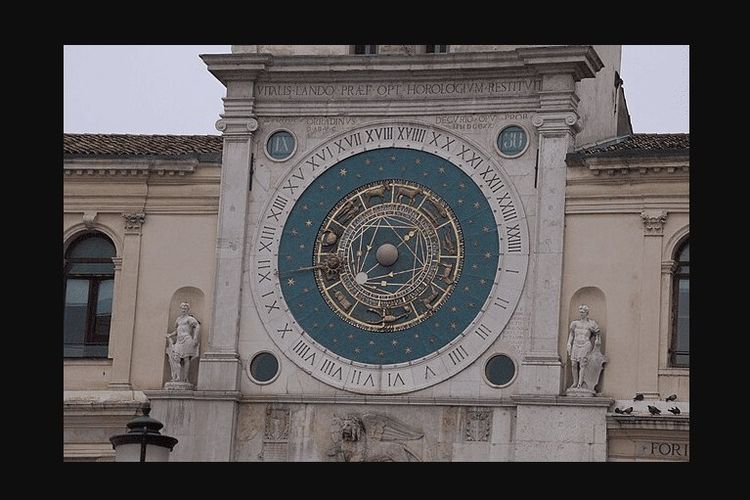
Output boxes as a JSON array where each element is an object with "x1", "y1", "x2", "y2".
[{"x1": 63, "y1": 45, "x2": 689, "y2": 135}]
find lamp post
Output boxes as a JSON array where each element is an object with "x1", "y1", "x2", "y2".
[{"x1": 110, "y1": 402, "x2": 178, "y2": 462}]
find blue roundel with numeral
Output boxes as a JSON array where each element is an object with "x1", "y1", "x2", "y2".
[{"x1": 277, "y1": 148, "x2": 499, "y2": 365}]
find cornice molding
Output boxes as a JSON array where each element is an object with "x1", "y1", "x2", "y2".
[
  {"x1": 565, "y1": 198, "x2": 688, "y2": 215},
  {"x1": 63, "y1": 158, "x2": 209, "y2": 177},
  {"x1": 202, "y1": 46, "x2": 602, "y2": 88},
  {"x1": 567, "y1": 153, "x2": 689, "y2": 177}
]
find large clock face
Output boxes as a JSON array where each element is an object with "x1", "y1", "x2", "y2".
[{"x1": 251, "y1": 123, "x2": 528, "y2": 394}]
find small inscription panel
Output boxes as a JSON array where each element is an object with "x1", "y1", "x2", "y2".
[
  {"x1": 435, "y1": 113, "x2": 529, "y2": 131},
  {"x1": 635, "y1": 440, "x2": 689, "y2": 461},
  {"x1": 306, "y1": 116, "x2": 358, "y2": 137}
]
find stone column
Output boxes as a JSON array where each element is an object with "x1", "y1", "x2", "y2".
[
  {"x1": 197, "y1": 85, "x2": 258, "y2": 393},
  {"x1": 636, "y1": 210, "x2": 668, "y2": 399},
  {"x1": 108, "y1": 212, "x2": 146, "y2": 390},
  {"x1": 518, "y1": 73, "x2": 580, "y2": 395}
]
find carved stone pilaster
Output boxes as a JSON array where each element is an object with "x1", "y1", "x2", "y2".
[
  {"x1": 215, "y1": 97, "x2": 259, "y2": 141},
  {"x1": 111, "y1": 257, "x2": 123, "y2": 272},
  {"x1": 215, "y1": 116, "x2": 258, "y2": 138},
  {"x1": 641, "y1": 210, "x2": 668, "y2": 236},
  {"x1": 82, "y1": 211, "x2": 97, "y2": 229},
  {"x1": 662, "y1": 260, "x2": 678, "y2": 275},
  {"x1": 464, "y1": 407, "x2": 493, "y2": 442},
  {"x1": 532, "y1": 111, "x2": 581, "y2": 137}
]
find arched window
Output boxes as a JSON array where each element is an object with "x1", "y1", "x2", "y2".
[
  {"x1": 670, "y1": 239, "x2": 689, "y2": 367},
  {"x1": 64, "y1": 233, "x2": 115, "y2": 357}
]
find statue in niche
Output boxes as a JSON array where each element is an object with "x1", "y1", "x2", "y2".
[
  {"x1": 327, "y1": 413, "x2": 424, "y2": 462},
  {"x1": 165, "y1": 302, "x2": 200, "y2": 386},
  {"x1": 566, "y1": 304, "x2": 606, "y2": 395}
]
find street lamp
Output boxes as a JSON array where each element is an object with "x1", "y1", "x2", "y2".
[{"x1": 110, "y1": 402, "x2": 178, "y2": 462}]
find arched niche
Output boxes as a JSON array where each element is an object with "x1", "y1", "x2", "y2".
[
  {"x1": 563, "y1": 287, "x2": 607, "y2": 392},
  {"x1": 163, "y1": 287, "x2": 206, "y2": 386}
]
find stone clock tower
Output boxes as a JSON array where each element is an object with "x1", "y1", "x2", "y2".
[{"x1": 148, "y1": 45, "x2": 619, "y2": 461}]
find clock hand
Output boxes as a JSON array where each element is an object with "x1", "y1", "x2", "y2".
[{"x1": 278, "y1": 256, "x2": 347, "y2": 278}]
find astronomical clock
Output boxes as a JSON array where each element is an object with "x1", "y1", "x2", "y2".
[{"x1": 250, "y1": 123, "x2": 529, "y2": 394}]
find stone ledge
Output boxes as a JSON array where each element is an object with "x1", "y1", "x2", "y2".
[
  {"x1": 64, "y1": 443, "x2": 115, "y2": 461},
  {"x1": 607, "y1": 415, "x2": 690, "y2": 431},
  {"x1": 512, "y1": 394, "x2": 613, "y2": 407},
  {"x1": 238, "y1": 394, "x2": 524, "y2": 407},
  {"x1": 64, "y1": 390, "x2": 147, "y2": 405},
  {"x1": 144, "y1": 389, "x2": 242, "y2": 402},
  {"x1": 64, "y1": 358, "x2": 113, "y2": 366}
]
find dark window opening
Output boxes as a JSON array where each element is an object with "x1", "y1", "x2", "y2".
[
  {"x1": 426, "y1": 45, "x2": 448, "y2": 54},
  {"x1": 354, "y1": 45, "x2": 377, "y2": 55},
  {"x1": 64, "y1": 233, "x2": 116, "y2": 358},
  {"x1": 669, "y1": 239, "x2": 689, "y2": 367}
]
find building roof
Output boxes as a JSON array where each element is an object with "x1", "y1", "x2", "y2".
[
  {"x1": 64, "y1": 134, "x2": 223, "y2": 157},
  {"x1": 571, "y1": 133, "x2": 689, "y2": 158}
]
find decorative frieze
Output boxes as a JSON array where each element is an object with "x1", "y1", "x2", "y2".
[
  {"x1": 64, "y1": 161, "x2": 198, "y2": 177},
  {"x1": 577, "y1": 160, "x2": 689, "y2": 177},
  {"x1": 641, "y1": 211, "x2": 668, "y2": 236},
  {"x1": 122, "y1": 212, "x2": 146, "y2": 233}
]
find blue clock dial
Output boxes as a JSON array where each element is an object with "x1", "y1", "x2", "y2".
[{"x1": 277, "y1": 147, "x2": 499, "y2": 365}]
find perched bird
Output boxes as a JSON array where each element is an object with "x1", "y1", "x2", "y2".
[
  {"x1": 622, "y1": 407, "x2": 633, "y2": 414},
  {"x1": 615, "y1": 407, "x2": 623, "y2": 414},
  {"x1": 633, "y1": 393, "x2": 644, "y2": 401},
  {"x1": 668, "y1": 407, "x2": 681, "y2": 415},
  {"x1": 647, "y1": 405, "x2": 661, "y2": 415},
  {"x1": 665, "y1": 394, "x2": 678, "y2": 402}
]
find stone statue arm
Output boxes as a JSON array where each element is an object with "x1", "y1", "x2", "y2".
[
  {"x1": 591, "y1": 320, "x2": 601, "y2": 345},
  {"x1": 166, "y1": 318, "x2": 179, "y2": 339},
  {"x1": 192, "y1": 320, "x2": 201, "y2": 344},
  {"x1": 566, "y1": 322, "x2": 575, "y2": 356},
  {"x1": 187, "y1": 316, "x2": 200, "y2": 346}
]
